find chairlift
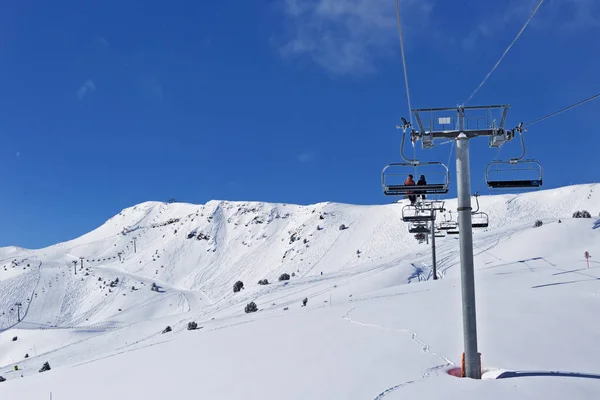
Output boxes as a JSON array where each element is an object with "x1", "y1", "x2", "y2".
[
  {"x1": 485, "y1": 128, "x2": 542, "y2": 190},
  {"x1": 382, "y1": 162, "x2": 450, "y2": 196},
  {"x1": 408, "y1": 223, "x2": 430, "y2": 234},
  {"x1": 402, "y1": 204, "x2": 435, "y2": 222},
  {"x1": 447, "y1": 229, "x2": 460, "y2": 235},
  {"x1": 434, "y1": 229, "x2": 446, "y2": 238},
  {"x1": 486, "y1": 160, "x2": 542, "y2": 189},
  {"x1": 438, "y1": 210, "x2": 457, "y2": 231},
  {"x1": 471, "y1": 212, "x2": 489, "y2": 228},
  {"x1": 470, "y1": 192, "x2": 489, "y2": 228},
  {"x1": 438, "y1": 220, "x2": 458, "y2": 230}
]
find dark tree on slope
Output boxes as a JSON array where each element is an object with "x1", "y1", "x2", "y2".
[
  {"x1": 233, "y1": 280, "x2": 244, "y2": 293},
  {"x1": 162, "y1": 326, "x2": 172, "y2": 334},
  {"x1": 39, "y1": 362, "x2": 51, "y2": 373},
  {"x1": 0, "y1": 376, "x2": 5, "y2": 382},
  {"x1": 258, "y1": 279, "x2": 269, "y2": 285},
  {"x1": 187, "y1": 321, "x2": 198, "y2": 330},
  {"x1": 279, "y1": 273, "x2": 290, "y2": 281},
  {"x1": 534, "y1": 220, "x2": 543, "y2": 228},
  {"x1": 245, "y1": 302, "x2": 258, "y2": 313},
  {"x1": 572, "y1": 210, "x2": 592, "y2": 218}
]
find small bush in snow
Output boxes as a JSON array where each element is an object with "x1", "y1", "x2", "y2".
[
  {"x1": 339, "y1": 224, "x2": 347, "y2": 230},
  {"x1": 12, "y1": 336, "x2": 17, "y2": 342},
  {"x1": 24, "y1": 354, "x2": 29, "y2": 359},
  {"x1": 289, "y1": 232, "x2": 299, "y2": 244},
  {"x1": 162, "y1": 326, "x2": 172, "y2": 334},
  {"x1": 39, "y1": 362, "x2": 51, "y2": 373},
  {"x1": 534, "y1": 220, "x2": 543, "y2": 228},
  {"x1": 187, "y1": 322, "x2": 198, "y2": 330},
  {"x1": 197, "y1": 233, "x2": 210, "y2": 241},
  {"x1": 233, "y1": 280, "x2": 244, "y2": 293},
  {"x1": 291, "y1": 272, "x2": 296, "y2": 277},
  {"x1": 245, "y1": 302, "x2": 258, "y2": 313},
  {"x1": 572, "y1": 210, "x2": 592, "y2": 218},
  {"x1": 258, "y1": 279, "x2": 269, "y2": 285},
  {"x1": 302, "y1": 297, "x2": 308, "y2": 307},
  {"x1": 279, "y1": 273, "x2": 290, "y2": 281}
]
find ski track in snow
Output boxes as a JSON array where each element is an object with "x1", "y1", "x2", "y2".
[{"x1": 341, "y1": 307, "x2": 454, "y2": 398}]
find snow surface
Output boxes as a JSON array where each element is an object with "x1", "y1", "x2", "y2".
[{"x1": 0, "y1": 183, "x2": 599, "y2": 399}]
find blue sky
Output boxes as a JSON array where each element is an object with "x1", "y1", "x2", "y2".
[{"x1": 1, "y1": 0, "x2": 599, "y2": 248}]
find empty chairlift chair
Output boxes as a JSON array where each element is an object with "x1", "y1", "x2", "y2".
[
  {"x1": 402, "y1": 204, "x2": 435, "y2": 222},
  {"x1": 485, "y1": 126, "x2": 543, "y2": 190},
  {"x1": 438, "y1": 220, "x2": 457, "y2": 231},
  {"x1": 382, "y1": 162, "x2": 450, "y2": 197},
  {"x1": 486, "y1": 159, "x2": 543, "y2": 190},
  {"x1": 471, "y1": 212, "x2": 489, "y2": 228}
]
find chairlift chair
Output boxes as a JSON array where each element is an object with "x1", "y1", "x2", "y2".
[
  {"x1": 434, "y1": 229, "x2": 446, "y2": 238},
  {"x1": 447, "y1": 229, "x2": 460, "y2": 235},
  {"x1": 471, "y1": 212, "x2": 489, "y2": 228},
  {"x1": 485, "y1": 128, "x2": 543, "y2": 190},
  {"x1": 402, "y1": 204, "x2": 435, "y2": 222},
  {"x1": 408, "y1": 223, "x2": 430, "y2": 234},
  {"x1": 438, "y1": 220, "x2": 457, "y2": 231},
  {"x1": 382, "y1": 162, "x2": 450, "y2": 196},
  {"x1": 486, "y1": 159, "x2": 542, "y2": 189}
]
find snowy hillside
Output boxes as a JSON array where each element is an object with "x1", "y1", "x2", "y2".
[{"x1": 0, "y1": 183, "x2": 599, "y2": 399}]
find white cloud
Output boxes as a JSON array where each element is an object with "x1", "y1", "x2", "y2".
[
  {"x1": 278, "y1": 0, "x2": 434, "y2": 75},
  {"x1": 463, "y1": 0, "x2": 600, "y2": 50},
  {"x1": 77, "y1": 79, "x2": 96, "y2": 100}
]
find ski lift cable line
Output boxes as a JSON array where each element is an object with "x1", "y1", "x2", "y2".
[
  {"x1": 523, "y1": 92, "x2": 600, "y2": 128},
  {"x1": 463, "y1": 0, "x2": 545, "y2": 105},
  {"x1": 395, "y1": 0, "x2": 414, "y2": 127}
]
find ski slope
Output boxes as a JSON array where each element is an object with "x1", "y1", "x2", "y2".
[{"x1": 0, "y1": 183, "x2": 599, "y2": 399}]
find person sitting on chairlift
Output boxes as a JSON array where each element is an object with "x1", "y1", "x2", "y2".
[
  {"x1": 416, "y1": 175, "x2": 427, "y2": 201},
  {"x1": 404, "y1": 174, "x2": 416, "y2": 205}
]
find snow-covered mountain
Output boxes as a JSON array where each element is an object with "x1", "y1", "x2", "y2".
[{"x1": 0, "y1": 183, "x2": 599, "y2": 399}]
